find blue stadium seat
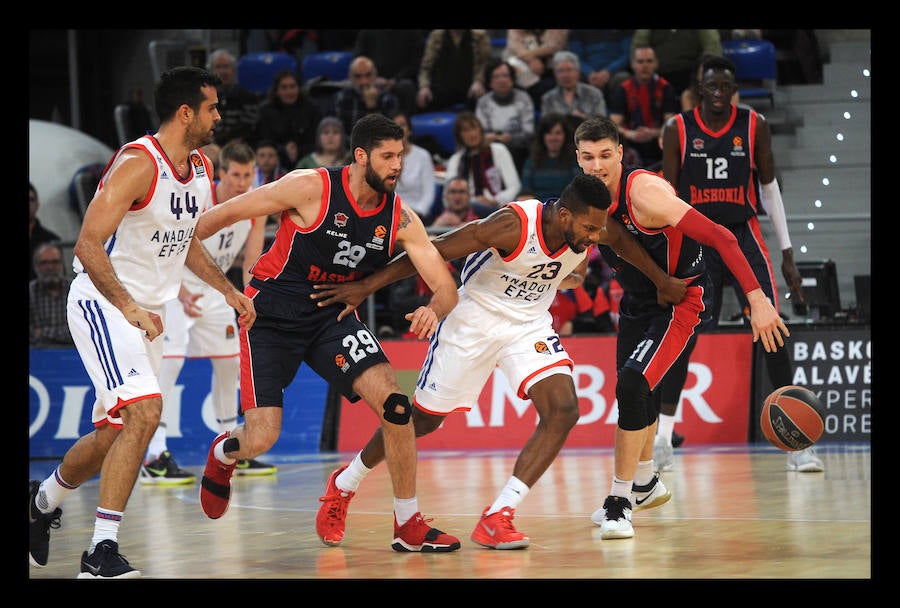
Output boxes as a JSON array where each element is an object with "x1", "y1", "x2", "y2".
[
  {"x1": 722, "y1": 39, "x2": 777, "y2": 108},
  {"x1": 301, "y1": 51, "x2": 354, "y2": 84},
  {"x1": 237, "y1": 52, "x2": 298, "y2": 96},
  {"x1": 411, "y1": 112, "x2": 458, "y2": 158}
]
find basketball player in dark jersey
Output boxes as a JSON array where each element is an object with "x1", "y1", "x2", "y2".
[
  {"x1": 193, "y1": 114, "x2": 463, "y2": 552},
  {"x1": 658, "y1": 55, "x2": 821, "y2": 473},
  {"x1": 573, "y1": 116, "x2": 789, "y2": 539}
]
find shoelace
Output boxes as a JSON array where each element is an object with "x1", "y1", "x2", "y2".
[
  {"x1": 319, "y1": 492, "x2": 351, "y2": 521},
  {"x1": 96, "y1": 544, "x2": 133, "y2": 566},
  {"x1": 495, "y1": 509, "x2": 517, "y2": 532}
]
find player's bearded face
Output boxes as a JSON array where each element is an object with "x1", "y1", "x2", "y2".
[{"x1": 365, "y1": 161, "x2": 394, "y2": 194}]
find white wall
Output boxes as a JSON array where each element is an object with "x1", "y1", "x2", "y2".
[{"x1": 29, "y1": 119, "x2": 114, "y2": 243}]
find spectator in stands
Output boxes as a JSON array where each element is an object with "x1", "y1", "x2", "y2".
[
  {"x1": 630, "y1": 29, "x2": 722, "y2": 95},
  {"x1": 608, "y1": 45, "x2": 680, "y2": 169},
  {"x1": 430, "y1": 176, "x2": 479, "y2": 229},
  {"x1": 444, "y1": 111, "x2": 521, "y2": 218},
  {"x1": 253, "y1": 140, "x2": 289, "y2": 233},
  {"x1": 502, "y1": 29, "x2": 569, "y2": 106},
  {"x1": 566, "y1": 30, "x2": 634, "y2": 98},
  {"x1": 519, "y1": 112, "x2": 580, "y2": 202},
  {"x1": 331, "y1": 56, "x2": 400, "y2": 137},
  {"x1": 29, "y1": 242, "x2": 73, "y2": 347},
  {"x1": 416, "y1": 29, "x2": 492, "y2": 113},
  {"x1": 390, "y1": 111, "x2": 437, "y2": 223},
  {"x1": 681, "y1": 53, "x2": 740, "y2": 112},
  {"x1": 207, "y1": 49, "x2": 261, "y2": 147},
  {"x1": 255, "y1": 68, "x2": 321, "y2": 167},
  {"x1": 476, "y1": 58, "x2": 535, "y2": 172},
  {"x1": 253, "y1": 140, "x2": 289, "y2": 188},
  {"x1": 540, "y1": 50, "x2": 608, "y2": 131},
  {"x1": 29, "y1": 182, "x2": 61, "y2": 282},
  {"x1": 295, "y1": 116, "x2": 351, "y2": 169},
  {"x1": 353, "y1": 29, "x2": 424, "y2": 117}
]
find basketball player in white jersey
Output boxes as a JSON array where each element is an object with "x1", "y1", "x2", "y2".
[
  {"x1": 310, "y1": 174, "x2": 687, "y2": 549},
  {"x1": 140, "y1": 141, "x2": 276, "y2": 485},
  {"x1": 28, "y1": 67, "x2": 255, "y2": 579}
]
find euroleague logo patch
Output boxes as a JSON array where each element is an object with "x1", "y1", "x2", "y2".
[
  {"x1": 534, "y1": 341, "x2": 550, "y2": 354},
  {"x1": 335, "y1": 353, "x2": 350, "y2": 373}
]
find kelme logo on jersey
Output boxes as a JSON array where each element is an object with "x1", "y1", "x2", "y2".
[
  {"x1": 334, "y1": 212, "x2": 349, "y2": 228},
  {"x1": 335, "y1": 353, "x2": 350, "y2": 373},
  {"x1": 534, "y1": 341, "x2": 550, "y2": 354}
]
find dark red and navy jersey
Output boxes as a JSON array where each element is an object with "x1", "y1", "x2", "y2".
[
  {"x1": 598, "y1": 165, "x2": 705, "y2": 297},
  {"x1": 248, "y1": 165, "x2": 402, "y2": 308},
  {"x1": 672, "y1": 104, "x2": 761, "y2": 226}
]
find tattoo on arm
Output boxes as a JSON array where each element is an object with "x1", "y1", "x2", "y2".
[{"x1": 398, "y1": 207, "x2": 412, "y2": 230}]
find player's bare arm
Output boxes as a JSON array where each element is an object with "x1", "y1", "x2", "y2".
[
  {"x1": 241, "y1": 214, "x2": 270, "y2": 287},
  {"x1": 630, "y1": 174, "x2": 788, "y2": 351},
  {"x1": 557, "y1": 256, "x2": 590, "y2": 291},
  {"x1": 601, "y1": 218, "x2": 686, "y2": 306},
  {"x1": 195, "y1": 168, "x2": 321, "y2": 240},
  {"x1": 312, "y1": 205, "x2": 523, "y2": 321},
  {"x1": 395, "y1": 204, "x2": 459, "y2": 339},
  {"x1": 73, "y1": 149, "x2": 164, "y2": 339},
  {"x1": 184, "y1": 237, "x2": 256, "y2": 330}
]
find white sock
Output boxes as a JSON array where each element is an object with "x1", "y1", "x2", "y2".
[
  {"x1": 336, "y1": 452, "x2": 372, "y2": 493},
  {"x1": 488, "y1": 475, "x2": 530, "y2": 515},
  {"x1": 635, "y1": 459, "x2": 654, "y2": 486},
  {"x1": 37, "y1": 468, "x2": 76, "y2": 513},
  {"x1": 394, "y1": 496, "x2": 419, "y2": 526},
  {"x1": 90, "y1": 508, "x2": 122, "y2": 552},
  {"x1": 657, "y1": 413, "x2": 675, "y2": 444},
  {"x1": 611, "y1": 476, "x2": 632, "y2": 499},
  {"x1": 214, "y1": 436, "x2": 236, "y2": 464}
]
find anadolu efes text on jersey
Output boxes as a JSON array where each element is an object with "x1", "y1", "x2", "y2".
[
  {"x1": 458, "y1": 199, "x2": 588, "y2": 322},
  {"x1": 71, "y1": 136, "x2": 215, "y2": 308}
]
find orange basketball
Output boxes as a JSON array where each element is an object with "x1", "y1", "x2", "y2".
[{"x1": 760, "y1": 385, "x2": 825, "y2": 451}]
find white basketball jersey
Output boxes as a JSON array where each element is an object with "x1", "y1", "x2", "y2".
[
  {"x1": 181, "y1": 185, "x2": 253, "y2": 294},
  {"x1": 72, "y1": 135, "x2": 215, "y2": 308},
  {"x1": 457, "y1": 199, "x2": 589, "y2": 322}
]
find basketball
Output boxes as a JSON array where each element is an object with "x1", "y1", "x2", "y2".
[{"x1": 760, "y1": 385, "x2": 825, "y2": 451}]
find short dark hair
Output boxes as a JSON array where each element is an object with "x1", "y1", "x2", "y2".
[
  {"x1": 154, "y1": 66, "x2": 221, "y2": 123},
  {"x1": 574, "y1": 116, "x2": 620, "y2": 147},
  {"x1": 349, "y1": 113, "x2": 404, "y2": 157},
  {"x1": 559, "y1": 173, "x2": 612, "y2": 214},
  {"x1": 701, "y1": 55, "x2": 737, "y2": 77}
]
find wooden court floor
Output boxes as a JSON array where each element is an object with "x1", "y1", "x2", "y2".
[{"x1": 27, "y1": 443, "x2": 872, "y2": 582}]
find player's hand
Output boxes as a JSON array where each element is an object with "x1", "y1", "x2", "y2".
[
  {"x1": 179, "y1": 290, "x2": 204, "y2": 317},
  {"x1": 121, "y1": 302, "x2": 164, "y2": 341},
  {"x1": 404, "y1": 305, "x2": 439, "y2": 340},
  {"x1": 225, "y1": 289, "x2": 256, "y2": 331},
  {"x1": 748, "y1": 290, "x2": 790, "y2": 352},
  {"x1": 656, "y1": 276, "x2": 688, "y2": 307},
  {"x1": 781, "y1": 257, "x2": 805, "y2": 307},
  {"x1": 311, "y1": 282, "x2": 369, "y2": 322}
]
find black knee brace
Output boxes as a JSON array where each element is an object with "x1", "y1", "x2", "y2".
[
  {"x1": 616, "y1": 368, "x2": 651, "y2": 431},
  {"x1": 223, "y1": 437, "x2": 240, "y2": 453},
  {"x1": 382, "y1": 393, "x2": 411, "y2": 425}
]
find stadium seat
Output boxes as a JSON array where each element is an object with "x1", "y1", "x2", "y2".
[
  {"x1": 237, "y1": 52, "x2": 298, "y2": 96},
  {"x1": 722, "y1": 39, "x2": 777, "y2": 108},
  {"x1": 301, "y1": 51, "x2": 354, "y2": 84},
  {"x1": 411, "y1": 112, "x2": 458, "y2": 158}
]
